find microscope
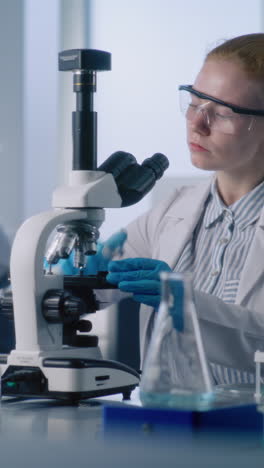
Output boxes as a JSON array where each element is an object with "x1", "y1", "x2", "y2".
[{"x1": 0, "y1": 49, "x2": 169, "y2": 402}]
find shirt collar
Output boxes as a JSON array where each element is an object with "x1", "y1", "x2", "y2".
[
  {"x1": 204, "y1": 182, "x2": 229, "y2": 228},
  {"x1": 204, "y1": 180, "x2": 264, "y2": 230}
]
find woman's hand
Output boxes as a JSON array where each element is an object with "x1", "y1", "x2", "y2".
[{"x1": 107, "y1": 258, "x2": 171, "y2": 308}]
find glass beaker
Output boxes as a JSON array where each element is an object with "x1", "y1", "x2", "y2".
[{"x1": 139, "y1": 271, "x2": 214, "y2": 410}]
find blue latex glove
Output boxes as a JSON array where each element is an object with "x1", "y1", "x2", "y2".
[
  {"x1": 47, "y1": 229, "x2": 127, "y2": 275},
  {"x1": 106, "y1": 258, "x2": 171, "y2": 308}
]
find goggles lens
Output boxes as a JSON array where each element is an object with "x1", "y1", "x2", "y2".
[{"x1": 179, "y1": 88, "x2": 255, "y2": 135}]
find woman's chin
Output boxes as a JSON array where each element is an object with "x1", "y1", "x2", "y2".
[{"x1": 191, "y1": 153, "x2": 217, "y2": 171}]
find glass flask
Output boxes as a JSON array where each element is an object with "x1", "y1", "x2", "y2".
[{"x1": 139, "y1": 271, "x2": 215, "y2": 410}]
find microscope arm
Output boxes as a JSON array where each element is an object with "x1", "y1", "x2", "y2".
[{"x1": 10, "y1": 208, "x2": 92, "y2": 357}]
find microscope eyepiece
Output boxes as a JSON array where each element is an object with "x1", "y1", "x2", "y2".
[
  {"x1": 142, "y1": 153, "x2": 169, "y2": 180},
  {"x1": 98, "y1": 151, "x2": 169, "y2": 207},
  {"x1": 98, "y1": 151, "x2": 137, "y2": 178}
]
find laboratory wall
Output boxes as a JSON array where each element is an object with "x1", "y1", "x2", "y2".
[
  {"x1": 23, "y1": 0, "x2": 59, "y2": 222},
  {"x1": 0, "y1": 0, "x2": 24, "y2": 240}
]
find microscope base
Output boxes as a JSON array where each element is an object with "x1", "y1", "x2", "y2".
[{"x1": 0, "y1": 356, "x2": 140, "y2": 402}]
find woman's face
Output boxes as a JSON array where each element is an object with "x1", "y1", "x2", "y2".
[{"x1": 187, "y1": 59, "x2": 264, "y2": 176}]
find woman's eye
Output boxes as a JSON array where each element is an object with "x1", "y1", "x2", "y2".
[
  {"x1": 215, "y1": 107, "x2": 234, "y2": 119},
  {"x1": 215, "y1": 112, "x2": 230, "y2": 119}
]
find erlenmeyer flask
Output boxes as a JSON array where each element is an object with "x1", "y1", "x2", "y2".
[{"x1": 139, "y1": 271, "x2": 214, "y2": 410}]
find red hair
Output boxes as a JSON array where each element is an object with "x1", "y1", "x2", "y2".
[{"x1": 206, "y1": 33, "x2": 264, "y2": 80}]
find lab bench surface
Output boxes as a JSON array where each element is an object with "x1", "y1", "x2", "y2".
[{"x1": 0, "y1": 390, "x2": 264, "y2": 468}]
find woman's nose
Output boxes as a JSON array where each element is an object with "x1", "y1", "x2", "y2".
[{"x1": 189, "y1": 109, "x2": 210, "y2": 135}]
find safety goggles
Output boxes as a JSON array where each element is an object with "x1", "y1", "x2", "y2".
[{"x1": 179, "y1": 84, "x2": 264, "y2": 135}]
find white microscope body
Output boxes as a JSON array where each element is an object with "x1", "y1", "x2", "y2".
[{"x1": 0, "y1": 170, "x2": 139, "y2": 400}]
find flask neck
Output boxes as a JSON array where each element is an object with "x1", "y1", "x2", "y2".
[{"x1": 160, "y1": 272, "x2": 192, "y2": 332}]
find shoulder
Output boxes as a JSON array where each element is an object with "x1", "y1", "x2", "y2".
[
  {"x1": 122, "y1": 177, "x2": 212, "y2": 258},
  {"x1": 150, "y1": 177, "x2": 212, "y2": 216},
  {"x1": 126, "y1": 177, "x2": 212, "y2": 235}
]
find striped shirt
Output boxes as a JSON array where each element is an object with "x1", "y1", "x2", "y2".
[{"x1": 175, "y1": 179, "x2": 264, "y2": 385}]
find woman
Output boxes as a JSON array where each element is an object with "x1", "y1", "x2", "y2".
[{"x1": 61, "y1": 33, "x2": 264, "y2": 385}]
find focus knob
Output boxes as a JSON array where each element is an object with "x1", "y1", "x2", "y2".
[{"x1": 42, "y1": 290, "x2": 87, "y2": 324}]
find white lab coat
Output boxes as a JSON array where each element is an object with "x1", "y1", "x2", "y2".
[{"x1": 99, "y1": 176, "x2": 264, "y2": 373}]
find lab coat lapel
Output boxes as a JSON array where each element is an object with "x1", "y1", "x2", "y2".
[
  {"x1": 157, "y1": 178, "x2": 212, "y2": 269},
  {"x1": 236, "y1": 208, "x2": 264, "y2": 304}
]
